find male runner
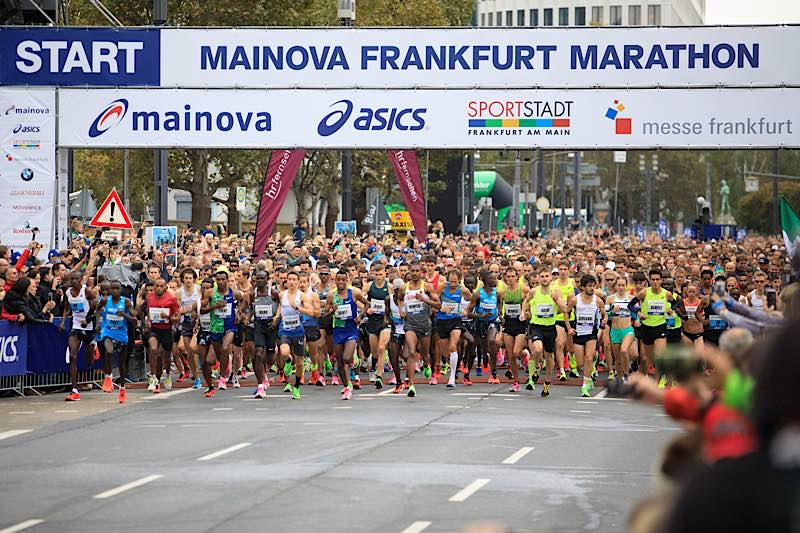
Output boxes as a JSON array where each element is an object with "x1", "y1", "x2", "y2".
[
  {"x1": 97, "y1": 280, "x2": 136, "y2": 403},
  {"x1": 403, "y1": 262, "x2": 440, "y2": 396},
  {"x1": 200, "y1": 270, "x2": 246, "y2": 395},
  {"x1": 60, "y1": 271, "x2": 98, "y2": 401},
  {"x1": 633, "y1": 269, "x2": 674, "y2": 376},
  {"x1": 249, "y1": 270, "x2": 278, "y2": 398},
  {"x1": 500, "y1": 267, "x2": 529, "y2": 392},
  {"x1": 467, "y1": 270, "x2": 504, "y2": 384},
  {"x1": 565, "y1": 275, "x2": 607, "y2": 397},
  {"x1": 363, "y1": 264, "x2": 391, "y2": 389},
  {"x1": 326, "y1": 271, "x2": 370, "y2": 400},
  {"x1": 435, "y1": 269, "x2": 471, "y2": 388},
  {"x1": 553, "y1": 262, "x2": 575, "y2": 381},
  {"x1": 299, "y1": 271, "x2": 323, "y2": 386},
  {"x1": 176, "y1": 267, "x2": 202, "y2": 389},
  {"x1": 140, "y1": 278, "x2": 181, "y2": 394},
  {"x1": 272, "y1": 271, "x2": 314, "y2": 399}
]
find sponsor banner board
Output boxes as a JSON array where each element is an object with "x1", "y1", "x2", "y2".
[
  {"x1": 0, "y1": 88, "x2": 55, "y2": 251},
  {"x1": 1, "y1": 26, "x2": 798, "y2": 88},
  {"x1": 58, "y1": 88, "x2": 800, "y2": 149}
]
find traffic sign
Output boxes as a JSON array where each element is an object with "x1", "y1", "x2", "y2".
[{"x1": 90, "y1": 188, "x2": 133, "y2": 229}]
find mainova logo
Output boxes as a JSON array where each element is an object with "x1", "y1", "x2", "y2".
[
  {"x1": 89, "y1": 99, "x2": 129, "y2": 138},
  {"x1": 317, "y1": 99, "x2": 426, "y2": 137}
]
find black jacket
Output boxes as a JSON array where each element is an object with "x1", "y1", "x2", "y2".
[{"x1": 3, "y1": 291, "x2": 51, "y2": 325}]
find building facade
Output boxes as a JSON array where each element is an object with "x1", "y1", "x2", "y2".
[{"x1": 476, "y1": 0, "x2": 705, "y2": 27}]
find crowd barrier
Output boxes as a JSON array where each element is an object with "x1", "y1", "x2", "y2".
[{"x1": 0, "y1": 319, "x2": 146, "y2": 396}]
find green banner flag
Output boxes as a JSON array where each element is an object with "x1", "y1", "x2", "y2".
[{"x1": 781, "y1": 195, "x2": 800, "y2": 258}]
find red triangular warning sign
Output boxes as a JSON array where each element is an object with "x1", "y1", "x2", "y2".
[{"x1": 90, "y1": 188, "x2": 133, "y2": 229}]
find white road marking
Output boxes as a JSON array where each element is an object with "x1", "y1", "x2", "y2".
[
  {"x1": 593, "y1": 388, "x2": 608, "y2": 398},
  {"x1": 501, "y1": 446, "x2": 535, "y2": 465},
  {"x1": 468, "y1": 397, "x2": 483, "y2": 400},
  {"x1": 503, "y1": 398, "x2": 516, "y2": 401},
  {"x1": 377, "y1": 387, "x2": 398, "y2": 396},
  {"x1": 431, "y1": 422, "x2": 466, "y2": 426},
  {"x1": 449, "y1": 478, "x2": 490, "y2": 502},
  {"x1": 333, "y1": 406, "x2": 352, "y2": 409},
  {"x1": 152, "y1": 388, "x2": 196, "y2": 399},
  {"x1": 138, "y1": 425, "x2": 166, "y2": 428},
  {"x1": 94, "y1": 474, "x2": 163, "y2": 499},
  {"x1": 451, "y1": 393, "x2": 488, "y2": 397},
  {"x1": 0, "y1": 519, "x2": 44, "y2": 533},
  {"x1": 354, "y1": 397, "x2": 374, "y2": 401},
  {"x1": 0, "y1": 429, "x2": 33, "y2": 441},
  {"x1": 181, "y1": 424, "x2": 205, "y2": 427},
  {"x1": 54, "y1": 410, "x2": 79, "y2": 413},
  {"x1": 28, "y1": 403, "x2": 46, "y2": 405},
  {"x1": 492, "y1": 393, "x2": 523, "y2": 398},
  {"x1": 197, "y1": 442, "x2": 252, "y2": 462},
  {"x1": 303, "y1": 422, "x2": 328, "y2": 426},
  {"x1": 576, "y1": 401, "x2": 598, "y2": 404},
  {"x1": 8, "y1": 412, "x2": 34, "y2": 415},
  {"x1": 400, "y1": 521, "x2": 431, "y2": 533},
  {"x1": 445, "y1": 405, "x2": 465, "y2": 408},
  {"x1": 570, "y1": 410, "x2": 592, "y2": 414},
  {"x1": 212, "y1": 407, "x2": 233, "y2": 411}
]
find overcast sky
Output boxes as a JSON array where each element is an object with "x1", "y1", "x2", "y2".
[{"x1": 706, "y1": 0, "x2": 800, "y2": 24}]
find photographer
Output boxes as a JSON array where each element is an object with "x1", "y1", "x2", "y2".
[
  {"x1": 707, "y1": 283, "x2": 798, "y2": 336},
  {"x1": 1, "y1": 277, "x2": 55, "y2": 324}
]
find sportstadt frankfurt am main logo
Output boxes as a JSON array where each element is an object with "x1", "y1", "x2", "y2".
[
  {"x1": 88, "y1": 99, "x2": 128, "y2": 138},
  {"x1": 605, "y1": 100, "x2": 632, "y2": 135}
]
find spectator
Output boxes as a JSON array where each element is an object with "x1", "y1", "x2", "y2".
[{"x1": 1, "y1": 277, "x2": 54, "y2": 324}]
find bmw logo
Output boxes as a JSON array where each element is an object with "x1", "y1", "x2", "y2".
[{"x1": 20, "y1": 168, "x2": 33, "y2": 181}]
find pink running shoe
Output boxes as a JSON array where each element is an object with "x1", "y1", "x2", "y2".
[
  {"x1": 331, "y1": 375, "x2": 340, "y2": 386},
  {"x1": 342, "y1": 388, "x2": 352, "y2": 400},
  {"x1": 509, "y1": 381, "x2": 521, "y2": 393},
  {"x1": 428, "y1": 376, "x2": 438, "y2": 385},
  {"x1": 389, "y1": 375, "x2": 397, "y2": 385},
  {"x1": 254, "y1": 385, "x2": 265, "y2": 399},
  {"x1": 217, "y1": 377, "x2": 227, "y2": 390}
]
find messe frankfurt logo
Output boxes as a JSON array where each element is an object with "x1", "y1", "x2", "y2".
[
  {"x1": 89, "y1": 99, "x2": 128, "y2": 138},
  {"x1": 605, "y1": 100, "x2": 632, "y2": 135}
]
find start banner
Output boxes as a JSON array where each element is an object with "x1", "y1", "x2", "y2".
[
  {"x1": 1, "y1": 26, "x2": 798, "y2": 88},
  {"x1": 57, "y1": 87, "x2": 800, "y2": 149}
]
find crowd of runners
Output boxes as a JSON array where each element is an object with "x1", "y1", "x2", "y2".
[{"x1": 0, "y1": 222, "x2": 793, "y2": 405}]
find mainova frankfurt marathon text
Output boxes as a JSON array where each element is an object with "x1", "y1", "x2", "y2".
[{"x1": 198, "y1": 43, "x2": 759, "y2": 71}]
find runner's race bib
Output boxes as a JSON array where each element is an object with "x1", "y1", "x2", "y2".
[
  {"x1": 199, "y1": 315, "x2": 211, "y2": 330},
  {"x1": 370, "y1": 299, "x2": 385, "y2": 314},
  {"x1": 666, "y1": 316, "x2": 676, "y2": 328},
  {"x1": 576, "y1": 311, "x2": 595, "y2": 325},
  {"x1": 536, "y1": 304, "x2": 554, "y2": 318},
  {"x1": 406, "y1": 300, "x2": 424, "y2": 313},
  {"x1": 107, "y1": 314, "x2": 124, "y2": 330},
  {"x1": 335, "y1": 304, "x2": 353, "y2": 320},
  {"x1": 504, "y1": 303, "x2": 520, "y2": 318},
  {"x1": 218, "y1": 303, "x2": 233, "y2": 318},
  {"x1": 481, "y1": 302, "x2": 497, "y2": 311},
  {"x1": 254, "y1": 304, "x2": 273, "y2": 319},
  {"x1": 685, "y1": 305, "x2": 698, "y2": 316},
  {"x1": 282, "y1": 314, "x2": 301, "y2": 330},
  {"x1": 648, "y1": 300, "x2": 665, "y2": 316},
  {"x1": 70, "y1": 302, "x2": 85, "y2": 313},
  {"x1": 149, "y1": 307, "x2": 169, "y2": 324}
]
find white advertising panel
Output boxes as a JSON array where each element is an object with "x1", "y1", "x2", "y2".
[
  {"x1": 0, "y1": 88, "x2": 55, "y2": 251},
  {"x1": 58, "y1": 87, "x2": 800, "y2": 149},
  {"x1": 159, "y1": 26, "x2": 800, "y2": 88}
]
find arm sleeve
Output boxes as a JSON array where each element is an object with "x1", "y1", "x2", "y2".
[
  {"x1": 726, "y1": 298, "x2": 783, "y2": 326},
  {"x1": 663, "y1": 386, "x2": 702, "y2": 422},
  {"x1": 14, "y1": 249, "x2": 30, "y2": 272}
]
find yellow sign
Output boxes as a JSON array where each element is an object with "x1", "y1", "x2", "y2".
[{"x1": 390, "y1": 211, "x2": 414, "y2": 231}]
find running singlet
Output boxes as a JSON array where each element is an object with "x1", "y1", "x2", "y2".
[
  {"x1": 554, "y1": 279, "x2": 575, "y2": 322},
  {"x1": 610, "y1": 294, "x2": 633, "y2": 319},
  {"x1": 333, "y1": 289, "x2": 358, "y2": 330},
  {"x1": 209, "y1": 288, "x2": 225, "y2": 334},
  {"x1": 502, "y1": 285, "x2": 523, "y2": 319},
  {"x1": 530, "y1": 286, "x2": 557, "y2": 326},
  {"x1": 476, "y1": 287, "x2": 498, "y2": 322},
  {"x1": 301, "y1": 290, "x2": 318, "y2": 327},
  {"x1": 389, "y1": 294, "x2": 405, "y2": 335},
  {"x1": 101, "y1": 297, "x2": 128, "y2": 343},
  {"x1": 252, "y1": 291, "x2": 275, "y2": 326},
  {"x1": 748, "y1": 291, "x2": 765, "y2": 311},
  {"x1": 642, "y1": 288, "x2": 669, "y2": 327},
  {"x1": 67, "y1": 285, "x2": 93, "y2": 331},
  {"x1": 574, "y1": 294, "x2": 599, "y2": 336},
  {"x1": 279, "y1": 291, "x2": 304, "y2": 337},
  {"x1": 367, "y1": 281, "x2": 389, "y2": 317},
  {"x1": 180, "y1": 285, "x2": 200, "y2": 324},
  {"x1": 667, "y1": 298, "x2": 682, "y2": 329},
  {"x1": 437, "y1": 284, "x2": 461, "y2": 320}
]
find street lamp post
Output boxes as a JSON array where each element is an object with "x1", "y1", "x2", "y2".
[
  {"x1": 639, "y1": 153, "x2": 658, "y2": 227},
  {"x1": 338, "y1": 1, "x2": 355, "y2": 220}
]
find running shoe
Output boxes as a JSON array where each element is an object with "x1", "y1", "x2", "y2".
[
  {"x1": 525, "y1": 378, "x2": 535, "y2": 391},
  {"x1": 482, "y1": 363, "x2": 490, "y2": 375},
  {"x1": 153, "y1": 384, "x2": 161, "y2": 394},
  {"x1": 176, "y1": 372, "x2": 188, "y2": 384},
  {"x1": 352, "y1": 376, "x2": 361, "y2": 390},
  {"x1": 463, "y1": 377, "x2": 473, "y2": 386},
  {"x1": 283, "y1": 382, "x2": 293, "y2": 393},
  {"x1": 331, "y1": 375, "x2": 340, "y2": 386},
  {"x1": 65, "y1": 389, "x2": 80, "y2": 401},
  {"x1": 118, "y1": 387, "x2": 126, "y2": 404},
  {"x1": 407, "y1": 384, "x2": 416, "y2": 397},
  {"x1": 590, "y1": 369, "x2": 598, "y2": 382},
  {"x1": 580, "y1": 383, "x2": 591, "y2": 397},
  {"x1": 374, "y1": 376, "x2": 383, "y2": 390},
  {"x1": 657, "y1": 375, "x2": 667, "y2": 389},
  {"x1": 147, "y1": 375, "x2": 157, "y2": 392},
  {"x1": 342, "y1": 387, "x2": 352, "y2": 400},
  {"x1": 218, "y1": 377, "x2": 227, "y2": 390},
  {"x1": 423, "y1": 365, "x2": 432, "y2": 379},
  {"x1": 428, "y1": 376, "x2": 438, "y2": 385},
  {"x1": 240, "y1": 368, "x2": 248, "y2": 379},
  {"x1": 558, "y1": 369, "x2": 567, "y2": 381},
  {"x1": 292, "y1": 386, "x2": 301, "y2": 400},
  {"x1": 369, "y1": 371, "x2": 377, "y2": 383},
  {"x1": 497, "y1": 352, "x2": 505, "y2": 367},
  {"x1": 164, "y1": 375, "x2": 172, "y2": 390},
  {"x1": 403, "y1": 377, "x2": 410, "y2": 389},
  {"x1": 101, "y1": 375, "x2": 113, "y2": 393},
  {"x1": 310, "y1": 370, "x2": 319, "y2": 385},
  {"x1": 316, "y1": 376, "x2": 325, "y2": 387},
  {"x1": 232, "y1": 375, "x2": 240, "y2": 389},
  {"x1": 204, "y1": 388, "x2": 216, "y2": 398},
  {"x1": 389, "y1": 375, "x2": 397, "y2": 385},
  {"x1": 393, "y1": 384, "x2": 403, "y2": 394},
  {"x1": 247, "y1": 362, "x2": 254, "y2": 372},
  {"x1": 192, "y1": 377, "x2": 202, "y2": 389},
  {"x1": 608, "y1": 370, "x2": 617, "y2": 380},
  {"x1": 475, "y1": 367, "x2": 483, "y2": 377},
  {"x1": 441, "y1": 362, "x2": 451, "y2": 376},
  {"x1": 532, "y1": 371, "x2": 540, "y2": 383},
  {"x1": 509, "y1": 381, "x2": 521, "y2": 393},
  {"x1": 254, "y1": 385, "x2": 265, "y2": 399},
  {"x1": 446, "y1": 381, "x2": 455, "y2": 389},
  {"x1": 541, "y1": 382, "x2": 551, "y2": 397},
  {"x1": 504, "y1": 370, "x2": 513, "y2": 379}
]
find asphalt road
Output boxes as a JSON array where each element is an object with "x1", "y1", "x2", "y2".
[{"x1": 0, "y1": 380, "x2": 679, "y2": 533}]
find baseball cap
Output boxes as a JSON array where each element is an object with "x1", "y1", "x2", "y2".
[
  {"x1": 48, "y1": 249, "x2": 62, "y2": 259},
  {"x1": 367, "y1": 245, "x2": 376, "y2": 254},
  {"x1": 403, "y1": 248, "x2": 412, "y2": 253},
  {"x1": 605, "y1": 261, "x2": 616, "y2": 271}
]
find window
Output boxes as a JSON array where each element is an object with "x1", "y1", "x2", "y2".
[
  {"x1": 591, "y1": 6, "x2": 603, "y2": 25},
  {"x1": 517, "y1": 9, "x2": 525, "y2": 26},
  {"x1": 543, "y1": 8, "x2": 553, "y2": 26},
  {"x1": 610, "y1": 5, "x2": 622, "y2": 25},
  {"x1": 175, "y1": 195, "x2": 192, "y2": 222},
  {"x1": 506, "y1": 10, "x2": 513, "y2": 26},
  {"x1": 487, "y1": 12, "x2": 493, "y2": 26},
  {"x1": 496, "y1": 11, "x2": 502, "y2": 26},
  {"x1": 558, "y1": 7, "x2": 569, "y2": 25},
  {"x1": 529, "y1": 8, "x2": 539, "y2": 26},
  {"x1": 629, "y1": 5, "x2": 642, "y2": 25},
  {"x1": 481, "y1": 12, "x2": 486, "y2": 26},
  {"x1": 574, "y1": 6, "x2": 586, "y2": 25},
  {"x1": 647, "y1": 4, "x2": 661, "y2": 25}
]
